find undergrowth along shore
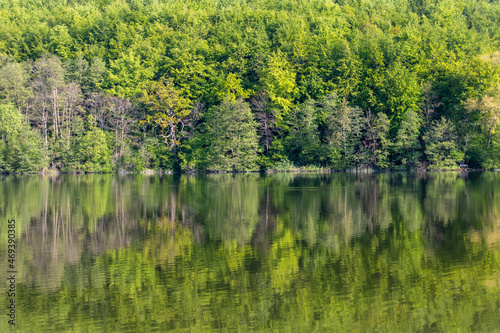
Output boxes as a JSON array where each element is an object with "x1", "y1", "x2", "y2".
[{"x1": 1, "y1": 167, "x2": 495, "y2": 176}]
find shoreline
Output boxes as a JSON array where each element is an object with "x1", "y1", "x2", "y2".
[{"x1": 0, "y1": 168, "x2": 494, "y2": 176}]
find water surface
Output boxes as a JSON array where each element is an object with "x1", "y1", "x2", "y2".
[{"x1": 1, "y1": 172, "x2": 500, "y2": 331}]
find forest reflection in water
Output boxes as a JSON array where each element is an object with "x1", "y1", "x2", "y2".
[{"x1": 0, "y1": 172, "x2": 499, "y2": 332}]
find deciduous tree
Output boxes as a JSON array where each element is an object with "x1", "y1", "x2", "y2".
[{"x1": 204, "y1": 98, "x2": 259, "y2": 171}]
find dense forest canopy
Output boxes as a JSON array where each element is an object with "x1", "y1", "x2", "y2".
[{"x1": 1, "y1": 0, "x2": 500, "y2": 172}]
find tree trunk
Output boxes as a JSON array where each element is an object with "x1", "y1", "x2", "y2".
[
  {"x1": 264, "y1": 119, "x2": 269, "y2": 156},
  {"x1": 487, "y1": 127, "x2": 492, "y2": 149}
]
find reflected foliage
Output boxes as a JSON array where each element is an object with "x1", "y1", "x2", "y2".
[{"x1": 0, "y1": 173, "x2": 500, "y2": 331}]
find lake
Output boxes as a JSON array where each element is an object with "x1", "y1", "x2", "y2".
[{"x1": 1, "y1": 172, "x2": 500, "y2": 332}]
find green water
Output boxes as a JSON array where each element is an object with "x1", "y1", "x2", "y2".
[{"x1": 1, "y1": 172, "x2": 500, "y2": 332}]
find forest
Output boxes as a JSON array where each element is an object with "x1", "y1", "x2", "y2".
[{"x1": 1, "y1": 0, "x2": 500, "y2": 173}]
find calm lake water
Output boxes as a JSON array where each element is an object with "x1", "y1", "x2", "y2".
[{"x1": 1, "y1": 172, "x2": 500, "y2": 332}]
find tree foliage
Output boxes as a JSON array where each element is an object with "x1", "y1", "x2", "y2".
[
  {"x1": 204, "y1": 98, "x2": 259, "y2": 171},
  {"x1": 1, "y1": 0, "x2": 500, "y2": 172},
  {"x1": 424, "y1": 117, "x2": 463, "y2": 169}
]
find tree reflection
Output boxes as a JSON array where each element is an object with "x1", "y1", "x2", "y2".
[{"x1": 0, "y1": 172, "x2": 499, "y2": 331}]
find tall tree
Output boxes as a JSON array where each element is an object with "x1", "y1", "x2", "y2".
[
  {"x1": 53, "y1": 82, "x2": 83, "y2": 170},
  {"x1": 109, "y1": 97, "x2": 135, "y2": 168},
  {"x1": 284, "y1": 100, "x2": 322, "y2": 166},
  {"x1": 423, "y1": 117, "x2": 462, "y2": 169},
  {"x1": 142, "y1": 79, "x2": 191, "y2": 153},
  {"x1": 64, "y1": 56, "x2": 106, "y2": 93},
  {"x1": 107, "y1": 49, "x2": 154, "y2": 97},
  {"x1": 391, "y1": 109, "x2": 422, "y2": 169},
  {"x1": 29, "y1": 54, "x2": 65, "y2": 152},
  {"x1": 0, "y1": 104, "x2": 45, "y2": 173},
  {"x1": 251, "y1": 91, "x2": 277, "y2": 158},
  {"x1": 259, "y1": 51, "x2": 298, "y2": 119},
  {"x1": 320, "y1": 93, "x2": 363, "y2": 169},
  {"x1": 360, "y1": 111, "x2": 390, "y2": 169},
  {"x1": 78, "y1": 115, "x2": 112, "y2": 172},
  {"x1": 466, "y1": 86, "x2": 500, "y2": 149},
  {"x1": 377, "y1": 63, "x2": 421, "y2": 124},
  {"x1": 204, "y1": 98, "x2": 259, "y2": 171},
  {"x1": 0, "y1": 61, "x2": 31, "y2": 115}
]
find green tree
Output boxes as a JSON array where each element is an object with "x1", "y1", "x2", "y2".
[
  {"x1": 284, "y1": 100, "x2": 322, "y2": 166},
  {"x1": 0, "y1": 103, "x2": 45, "y2": 173},
  {"x1": 107, "y1": 49, "x2": 154, "y2": 97},
  {"x1": 216, "y1": 72, "x2": 252, "y2": 101},
  {"x1": 378, "y1": 63, "x2": 421, "y2": 124},
  {"x1": 360, "y1": 111, "x2": 390, "y2": 169},
  {"x1": 204, "y1": 98, "x2": 259, "y2": 171},
  {"x1": 423, "y1": 117, "x2": 462, "y2": 169},
  {"x1": 49, "y1": 25, "x2": 74, "y2": 60},
  {"x1": 142, "y1": 79, "x2": 191, "y2": 154},
  {"x1": 65, "y1": 56, "x2": 106, "y2": 93},
  {"x1": 259, "y1": 51, "x2": 298, "y2": 119},
  {"x1": 2, "y1": 127, "x2": 45, "y2": 173},
  {"x1": 78, "y1": 115, "x2": 112, "y2": 172},
  {"x1": 0, "y1": 103, "x2": 24, "y2": 141},
  {"x1": 0, "y1": 61, "x2": 31, "y2": 114},
  {"x1": 392, "y1": 109, "x2": 422, "y2": 169},
  {"x1": 466, "y1": 86, "x2": 500, "y2": 149},
  {"x1": 30, "y1": 54, "x2": 65, "y2": 152},
  {"x1": 251, "y1": 92, "x2": 281, "y2": 169},
  {"x1": 319, "y1": 94, "x2": 363, "y2": 170}
]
